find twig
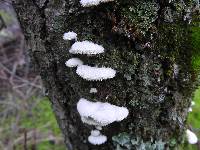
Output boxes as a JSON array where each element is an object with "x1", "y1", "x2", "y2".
[
  {"x1": 0, "y1": 63, "x2": 42, "y2": 89},
  {"x1": 24, "y1": 129, "x2": 27, "y2": 150}
]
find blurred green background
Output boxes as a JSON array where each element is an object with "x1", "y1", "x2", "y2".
[{"x1": 0, "y1": 97, "x2": 66, "y2": 150}]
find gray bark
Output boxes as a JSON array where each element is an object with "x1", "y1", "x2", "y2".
[{"x1": 9, "y1": 0, "x2": 199, "y2": 149}]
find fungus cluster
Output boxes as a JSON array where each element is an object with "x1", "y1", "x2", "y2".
[
  {"x1": 77, "y1": 98, "x2": 129, "y2": 126},
  {"x1": 77, "y1": 98, "x2": 129, "y2": 145},
  {"x1": 80, "y1": 0, "x2": 114, "y2": 7},
  {"x1": 64, "y1": 32, "x2": 116, "y2": 81},
  {"x1": 64, "y1": 32, "x2": 128, "y2": 145}
]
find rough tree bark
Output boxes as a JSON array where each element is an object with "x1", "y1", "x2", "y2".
[{"x1": 8, "y1": 0, "x2": 199, "y2": 149}]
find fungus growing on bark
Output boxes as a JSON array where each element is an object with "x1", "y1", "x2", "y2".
[
  {"x1": 88, "y1": 130, "x2": 107, "y2": 145},
  {"x1": 77, "y1": 98, "x2": 128, "y2": 145},
  {"x1": 65, "y1": 58, "x2": 83, "y2": 68},
  {"x1": 90, "y1": 88, "x2": 98, "y2": 93},
  {"x1": 80, "y1": 0, "x2": 114, "y2": 7},
  {"x1": 77, "y1": 98, "x2": 129, "y2": 126},
  {"x1": 69, "y1": 41, "x2": 104, "y2": 55},
  {"x1": 76, "y1": 65, "x2": 116, "y2": 81},
  {"x1": 63, "y1": 31, "x2": 77, "y2": 40},
  {"x1": 186, "y1": 129, "x2": 198, "y2": 144},
  {"x1": 66, "y1": 27, "x2": 122, "y2": 146}
]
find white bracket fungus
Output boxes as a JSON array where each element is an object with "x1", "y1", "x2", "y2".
[
  {"x1": 80, "y1": 0, "x2": 114, "y2": 7},
  {"x1": 186, "y1": 129, "x2": 198, "y2": 144},
  {"x1": 65, "y1": 58, "x2": 83, "y2": 68},
  {"x1": 90, "y1": 88, "x2": 98, "y2": 93},
  {"x1": 76, "y1": 65, "x2": 116, "y2": 81},
  {"x1": 77, "y1": 98, "x2": 129, "y2": 126},
  {"x1": 88, "y1": 130, "x2": 107, "y2": 145},
  {"x1": 63, "y1": 31, "x2": 77, "y2": 40},
  {"x1": 69, "y1": 41, "x2": 104, "y2": 55}
]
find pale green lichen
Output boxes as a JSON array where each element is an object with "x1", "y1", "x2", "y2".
[
  {"x1": 112, "y1": 132, "x2": 166, "y2": 150},
  {"x1": 120, "y1": 1, "x2": 159, "y2": 35}
]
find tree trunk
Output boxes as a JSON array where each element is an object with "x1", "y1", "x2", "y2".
[{"x1": 12, "y1": 0, "x2": 198, "y2": 149}]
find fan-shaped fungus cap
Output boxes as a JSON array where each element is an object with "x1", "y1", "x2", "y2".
[
  {"x1": 76, "y1": 65, "x2": 116, "y2": 81},
  {"x1": 77, "y1": 98, "x2": 129, "y2": 126},
  {"x1": 69, "y1": 41, "x2": 104, "y2": 55},
  {"x1": 80, "y1": 0, "x2": 114, "y2": 7},
  {"x1": 63, "y1": 32, "x2": 77, "y2": 40},
  {"x1": 65, "y1": 58, "x2": 83, "y2": 68}
]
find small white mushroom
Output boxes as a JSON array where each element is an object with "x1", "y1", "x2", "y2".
[
  {"x1": 77, "y1": 92, "x2": 128, "y2": 145},
  {"x1": 76, "y1": 65, "x2": 116, "y2": 81},
  {"x1": 69, "y1": 41, "x2": 104, "y2": 55},
  {"x1": 77, "y1": 98, "x2": 129, "y2": 126},
  {"x1": 91, "y1": 130, "x2": 100, "y2": 136},
  {"x1": 65, "y1": 58, "x2": 83, "y2": 68},
  {"x1": 186, "y1": 129, "x2": 198, "y2": 144},
  {"x1": 88, "y1": 130, "x2": 107, "y2": 145},
  {"x1": 63, "y1": 31, "x2": 77, "y2": 40},
  {"x1": 80, "y1": 0, "x2": 114, "y2": 7},
  {"x1": 90, "y1": 88, "x2": 98, "y2": 93}
]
